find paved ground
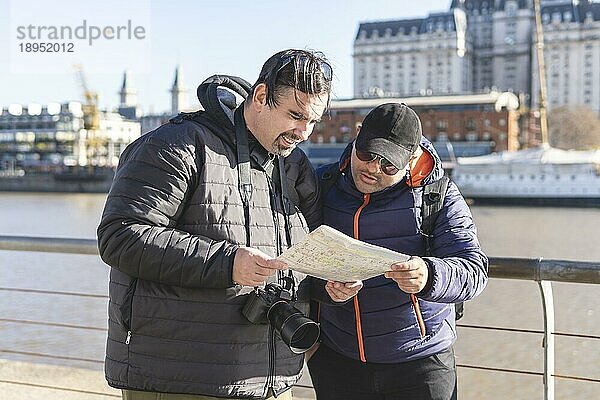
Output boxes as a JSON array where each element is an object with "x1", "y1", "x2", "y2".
[{"x1": 0, "y1": 359, "x2": 317, "y2": 400}]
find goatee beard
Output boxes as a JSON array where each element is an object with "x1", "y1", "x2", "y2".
[
  {"x1": 272, "y1": 132, "x2": 299, "y2": 157},
  {"x1": 271, "y1": 142, "x2": 294, "y2": 157}
]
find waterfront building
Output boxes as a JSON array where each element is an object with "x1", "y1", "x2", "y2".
[
  {"x1": 354, "y1": 0, "x2": 600, "y2": 114},
  {"x1": 0, "y1": 65, "x2": 192, "y2": 175},
  {"x1": 354, "y1": 8, "x2": 471, "y2": 98},
  {"x1": 0, "y1": 102, "x2": 140, "y2": 171},
  {"x1": 309, "y1": 91, "x2": 520, "y2": 166}
]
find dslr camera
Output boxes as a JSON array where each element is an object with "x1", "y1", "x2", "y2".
[{"x1": 242, "y1": 283, "x2": 319, "y2": 354}]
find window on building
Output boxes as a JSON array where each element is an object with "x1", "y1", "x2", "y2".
[
  {"x1": 466, "y1": 132, "x2": 478, "y2": 141},
  {"x1": 506, "y1": 3, "x2": 517, "y2": 17},
  {"x1": 542, "y1": 14, "x2": 550, "y2": 24},
  {"x1": 552, "y1": 12, "x2": 561, "y2": 23}
]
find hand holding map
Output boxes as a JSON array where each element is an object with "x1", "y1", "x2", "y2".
[{"x1": 277, "y1": 225, "x2": 410, "y2": 282}]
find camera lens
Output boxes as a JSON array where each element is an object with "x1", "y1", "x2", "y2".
[{"x1": 268, "y1": 301, "x2": 320, "y2": 354}]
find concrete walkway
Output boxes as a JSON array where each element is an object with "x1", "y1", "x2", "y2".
[{"x1": 0, "y1": 359, "x2": 317, "y2": 400}]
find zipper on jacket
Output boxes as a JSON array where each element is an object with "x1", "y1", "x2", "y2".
[
  {"x1": 121, "y1": 278, "x2": 138, "y2": 345},
  {"x1": 353, "y1": 193, "x2": 370, "y2": 363},
  {"x1": 410, "y1": 294, "x2": 427, "y2": 337},
  {"x1": 265, "y1": 177, "x2": 280, "y2": 396}
]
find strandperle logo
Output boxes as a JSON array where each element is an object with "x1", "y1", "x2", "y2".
[{"x1": 15, "y1": 20, "x2": 147, "y2": 46}]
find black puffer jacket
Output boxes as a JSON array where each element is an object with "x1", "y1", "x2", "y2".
[{"x1": 97, "y1": 75, "x2": 321, "y2": 398}]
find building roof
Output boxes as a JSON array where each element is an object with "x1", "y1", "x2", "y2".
[
  {"x1": 355, "y1": 19, "x2": 423, "y2": 40},
  {"x1": 578, "y1": 0, "x2": 600, "y2": 21},
  {"x1": 450, "y1": 0, "x2": 530, "y2": 12},
  {"x1": 171, "y1": 66, "x2": 185, "y2": 91},
  {"x1": 0, "y1": 102, "x2": 83, "y2": 118},
  {"x1": 541, "y1": 0, "x2": 600, "y2": 23},
  {"x1": 331, "y1": 91, "x2": 519, "y2": 111},
  {"x1": 120, "y1": 70, "x2": 134, "y2": 91},
  {"x1": 355, "y1": 10, "x2": 459, "y2": 40}
]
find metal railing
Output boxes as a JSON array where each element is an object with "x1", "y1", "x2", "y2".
[{"x1": 1, "y1": 235, "x2": 600, "y2": 400}]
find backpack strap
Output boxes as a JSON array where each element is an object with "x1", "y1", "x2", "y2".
[
  {"x1": 311, "y1": 161, "x2": 343, "y2": 323},
  {"x1": 318, "y1": 161, "x2": 342, "y2": 201},
  {"x1": 421, "y1": 176, "x2": 450, "y2": 256},
  {"x1": 420, "y1": 176, "x2": 464, "y2": 320}
]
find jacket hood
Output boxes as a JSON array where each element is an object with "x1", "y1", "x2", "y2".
[
  {"x1": 195, "y1": 75, "x2": 275, "y2": 172},
  {"x1": 196, "y1": 75, "x2": 252, "y2": 133},
  {"x1": 338, "y1": 136, "x2": 444, "y2": 188}
]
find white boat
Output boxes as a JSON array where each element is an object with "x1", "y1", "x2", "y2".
[{"x1": 452, "y1": 145, "x2": 600, "y2": 205}]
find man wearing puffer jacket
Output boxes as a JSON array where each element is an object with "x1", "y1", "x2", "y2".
[
  {"x1": 308, "y1": 103, "x2": 488, "y2": 400},
  {"x1": 97, "y1": 49, "x2": 361, "y2": 400}
]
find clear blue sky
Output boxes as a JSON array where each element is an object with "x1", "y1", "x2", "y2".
[{"x1": 0, "y1": 0, "x2": 449, "y2": 114}]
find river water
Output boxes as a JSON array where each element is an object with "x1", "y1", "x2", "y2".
[{"x1": 0, "y1": 193, "x2": 599, "y2": 399}]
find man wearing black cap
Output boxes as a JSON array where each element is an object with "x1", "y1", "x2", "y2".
[{"x1": 307, "y1": 103, "x2": 488, "y2": 399}]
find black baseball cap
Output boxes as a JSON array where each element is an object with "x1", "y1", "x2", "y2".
[{"x1": 355, "y1": 103, "x2": 422, "y2": 169}]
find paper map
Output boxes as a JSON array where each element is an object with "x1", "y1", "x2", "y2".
[{"x1": 277, "y1": 225, "x2": 409, "y2": 282}]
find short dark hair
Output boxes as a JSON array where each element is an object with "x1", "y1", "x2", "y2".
[{"x1": 250, "y1": 49, "x2": 333, "y2": 109}]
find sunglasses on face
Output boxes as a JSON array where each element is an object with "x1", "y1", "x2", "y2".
[
  {"x1": 355, "y1": 149, "x2": 400, "y2": 176},
  {"x1": 275, "y1": 53, "x2": 333, "y2": 82}
]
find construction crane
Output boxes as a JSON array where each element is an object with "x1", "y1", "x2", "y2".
[
  {"x1": 73, "y1": 64, "x2": 100, "y2": 131},
  {"x1": 73, "y1": 64, "x2": 103, "y2": 168}
]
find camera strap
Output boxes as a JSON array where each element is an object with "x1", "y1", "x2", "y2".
[
  {"x1": 277, "y1": 156, "x2": 297, "y2": 296},
  {"x1": 277, "y1": 156, "x2": 293, "y2": 249},
  {"x1": 234, "y1": 106, "x2": 253, "y2": 247}
]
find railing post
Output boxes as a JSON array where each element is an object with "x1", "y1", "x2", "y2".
[{"x1": 538, "y1": 280, "x2": 555, "y2": 400}]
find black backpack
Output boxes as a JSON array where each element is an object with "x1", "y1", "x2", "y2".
[{"x1": 318, "y1": 162, "x2": 464, "y2": 320}]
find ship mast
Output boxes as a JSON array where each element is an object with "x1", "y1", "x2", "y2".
[{"x1": 533, "y1": 0, "x2": 549, "y2": 146}]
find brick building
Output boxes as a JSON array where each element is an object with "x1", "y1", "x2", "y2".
[{"x1": 312, "y1": 91, "x2": 521, "y2": 162}]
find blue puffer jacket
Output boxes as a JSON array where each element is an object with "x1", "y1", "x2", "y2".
[{"x1": 317, "y1": 138, "x2": 488, "y2": 364}]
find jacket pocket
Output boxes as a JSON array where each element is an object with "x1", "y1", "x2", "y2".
[{"x1": 119, "y1": 278, "x2": 138, "y2": 331}]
